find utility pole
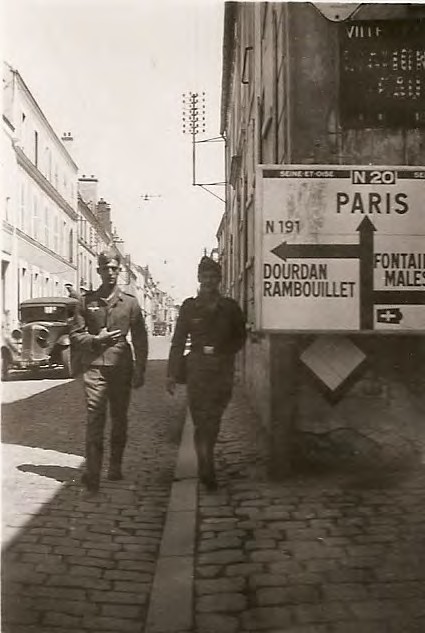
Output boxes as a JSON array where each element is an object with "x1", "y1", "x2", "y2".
[
  {"x1": 182, "y1": 91, "x2": 206, "y2": 186},
  {"x1": 181, "y1": 91, "x2": 225, "y2": 203}
]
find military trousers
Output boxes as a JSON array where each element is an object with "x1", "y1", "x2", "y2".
[
  {"x1": 83, "y1": 363, "x2": 133, "y2": 487},
  {"x1": 186, "y1": 352, "x2": 234, "y2": 447}
]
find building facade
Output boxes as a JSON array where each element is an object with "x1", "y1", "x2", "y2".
[
  {"x1": 2, "y1": 63, "x2": 78, "y2": 327},
  {"x1": 2, "y1": 65, "x2": 175, "y2": 337},
  {"x1": 219, "y1": 2, "x2": 425, "y2": 473},
  {"x1": 76, "y1": 177, "x2": 136, "y2": 296},
  {"x1": 77, "y1": 176, "x2": 106, "y2": 293}
]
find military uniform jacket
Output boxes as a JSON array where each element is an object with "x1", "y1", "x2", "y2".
[
  {"x1": 70, "y1": 286, "x2": 148, "y2": 370},
  {"x1": 167, "y1": 294, "x2": 246, "y2": 379}
]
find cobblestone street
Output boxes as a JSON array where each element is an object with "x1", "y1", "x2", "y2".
[
  {"x1": 195, "y1": 382, "x2": 425, "y2": 633},
  {"x1": 2, "y1": 352, "x2": 425, "y2": 633},
  {"x1": 4, "y1": 1, "x2": 425, "y2": 631},
  {"x1": 2, "y1": 354, "x2": 187, "y2": 633}
]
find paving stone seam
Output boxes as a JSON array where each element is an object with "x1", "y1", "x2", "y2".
[{"x1": 145, "y1": 409, "x2": 197, "y2": 633}]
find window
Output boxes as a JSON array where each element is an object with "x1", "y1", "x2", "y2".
[
  {"x1": 53, "y1": 214, "x2": 59, "y2": 252},
  {"x1": 44, "y1": 207, "x2": 50, "y2": 247},
  {"x1": 34, "y1": 130, "x2": 39, "y2": 167},
  {"x1": 20, "y1": 181, "x2": 26, "y2": 231},
  {"x1": 20, "y1": 112, "x2": 26, "y2": 148},
  {"x1": 69, "y1": 229, "x2": 74, "y2": 263},
  {"x1": 5, "y1": 196, "x2": 10, "y2": 223},
  {"x1": 45, "y1": 146, "x2": 52, "y2": 180},
  {"x1": 21, "y1": 304, "x2": 68, "y2": 324},
  {"x1": 21, "y1": 266, "x2": 31, "y2": 302},
  {"x1": 33, "y1": 195, "x2": 39, "y2": 240},
  {"x1": 2, "y1": 260, "x2": 9, "y2": 311},
  {"x1": 61, "y1": 221, "x2": 65, "y2": 256},
  {"x1": 33, "y1": 271, "x2": 39, "y2": 297}
]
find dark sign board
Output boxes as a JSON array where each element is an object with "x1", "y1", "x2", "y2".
[{"x1": 340, "y1": 19, "x2": 425, "y2": 128}]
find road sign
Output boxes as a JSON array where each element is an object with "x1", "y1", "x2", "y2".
[
  {"x1": 300, "y1": 335, "x2": 366, "y2": 393},
  {"x1": 312, "y1": 3, "x2": 361, "y2": 22},
  {"x1": 340, "y1": 19, "x2": 425, "y2": 128},
  {"x1": 255, "y1": 165, "x2": 425, "y2": 332}
]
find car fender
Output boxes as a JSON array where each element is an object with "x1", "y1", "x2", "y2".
[
  {"x1": 57, "y1": 334, "x2": 71, "y2": 346},
  {"x1": 1, "y1": 345, "x2": 12, "y2": 363}
]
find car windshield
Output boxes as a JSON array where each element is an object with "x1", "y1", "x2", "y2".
[{"x1": 20, "y1": 305, "x2": 69, "y2": 324}]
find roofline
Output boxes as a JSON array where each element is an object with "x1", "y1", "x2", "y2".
[
  {"x1": 220, "y1": 2, "x2": 238, "y2": 136},
  {"x1": 6, "y1": 63, "x2": 79, "y2": 171},
  {"x1": 77, "y1": 193, "x2": 113, "y2": 241}
]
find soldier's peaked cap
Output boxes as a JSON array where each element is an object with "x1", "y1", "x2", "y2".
[
  {"x1": 198, "y1": 255, "x2": 221, "y2": 276},
  {"x1": 98, "y1": 249, "x2": 121, "y2": 267}
]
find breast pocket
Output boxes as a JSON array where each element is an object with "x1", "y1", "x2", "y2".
[
  {"x1": 107, "y1": 305, "x2": 130, "y2": 335},
  {"x1": 86, "y1": 308, "x2": 106, "y2": 335},
  {"x1": 190, "y1": 316, "x2": 204, "y2": 336}
]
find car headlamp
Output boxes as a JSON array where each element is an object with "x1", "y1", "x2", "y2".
[{"x1": 36, "y1": 328, "x2": 49, "y2": 348}]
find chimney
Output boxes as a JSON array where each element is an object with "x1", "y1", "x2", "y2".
[
  {"x1": 78, "y1": 175, "x2": 98, "y2": 210},
  {"x1": 96, "y1": 198, "x2": 113, "y2": 234}
]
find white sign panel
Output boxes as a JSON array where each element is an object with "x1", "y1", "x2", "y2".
[
  {"x1": 255, "y1": 165, "x2": 425, "y2": 332},
  {"x1": 300, "y1": 336, "x2": 366, "y2": 391}
]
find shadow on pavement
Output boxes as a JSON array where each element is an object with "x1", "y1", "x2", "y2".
[
  {"x1": 199, "y1": 384, "x2": 425, "y2": 633},
  {"x1": 2, "y1": 376, "x2": 86, "y2": 455},
  {"x1": 2, "y1": 360, "x2": 187, "y2": 633},
  {"x1": 4, "y1": 367, "x2": 71, "y2": 382},
  {"x1": 17, "y1": 464, "x2": 81, "y2": 483}
]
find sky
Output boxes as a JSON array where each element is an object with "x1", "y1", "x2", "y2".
[{"x1": 4, "y1": 0, "x2": 226, "y2": 302}]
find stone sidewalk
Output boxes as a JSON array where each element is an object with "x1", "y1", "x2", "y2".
[
  {"x1": 194, "y1": 382, "x2": 425, "y2": 633},
  {"x1": 2, "y1": 360, "x2": 187, "y2": 633}
]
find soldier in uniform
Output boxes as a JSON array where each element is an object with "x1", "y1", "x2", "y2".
[
  {"x1": 70, "y1": 249, "x2": 148, "y2": 495},
  {"x1": 166, "y1": 256, "x2": 246, "y2": 490}
]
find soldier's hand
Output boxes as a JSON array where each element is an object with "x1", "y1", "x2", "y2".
[
  {"x1": 166, "y1": 377, "x2": 176, "y2": 396},
  {"x1": 132, "y1": 366, "x2": 145, "y2": 389},
  {"x1": 96, "y1": 328, "x2": 121, "y2": 346}
]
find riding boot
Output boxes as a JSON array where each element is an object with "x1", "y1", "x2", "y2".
[
  {"x1": 204, "y1": 441, "x2": 217, "y2": 490},
  {"x1": 82, "y1": 442, "x2": 103, "y2": 492},
  {"x1": 107, "y1": 443, "x2": 125, "y2": 480},
  {"x1": 195, "y1": 436, "x2": 217, "y2": 490}
]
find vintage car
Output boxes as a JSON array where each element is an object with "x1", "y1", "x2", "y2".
[
  {"x1": 12, "y1": 296, "x2": 79, "y2": 378},
  {"x1": 1, "y1": 325, "x2": 23, "y2": 381},
  {"x1": 152, "y1": 321, "x2": 168, "y2": 336}
]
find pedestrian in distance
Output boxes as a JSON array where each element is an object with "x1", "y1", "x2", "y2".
[
  {"x1": 166, "y1": 256, "x2": 246, "y2": 490},
  {"x1": 70, "y1": 249, "x2": 148, "y2": 496}
]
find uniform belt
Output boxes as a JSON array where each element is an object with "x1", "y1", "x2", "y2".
[
  {"x1": 100, "y1": 336, "x2": 128, "y2": 347},
  {"x1": 112, "y1": 336, "x2": 129, "y2": 345},
  {"x1": 191, "y1": 344, "x2": 216, "y2": 355}
]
